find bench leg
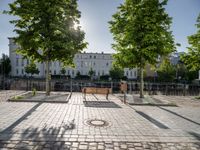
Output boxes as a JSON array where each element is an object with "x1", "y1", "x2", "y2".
[
  {"x1": 106, "y1": 94, "x2": 108, "y2": 100},
  {"x1": 106, "y1": 89, "x2": 109, "y2": 100}
]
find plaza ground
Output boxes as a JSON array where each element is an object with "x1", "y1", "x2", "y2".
[{"x1": 0, "y1": 90, "x2": 200, "y2": 149}]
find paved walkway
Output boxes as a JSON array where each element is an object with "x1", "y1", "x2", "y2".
[{"x1": 0, "y1": 91, "x2": 200, "y2": 149}]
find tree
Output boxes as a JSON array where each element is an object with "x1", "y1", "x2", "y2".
[
  {"x1": 88, "y1": 68, "x2": 95, "y2": 80},
  {"x1": 109, "y1": 0, "x2": 175, "y2": 98},
  {"x1": 76, "y1": 71, "x2": 81, "y2": 78},
  {"x1": 6, "y1": 0, "x2": 87, "y2": 95},
  {"x1": 109, "y1": 66, "x2": 124, "y2": 80},
  {"x1": 172, "y1": 59, "x2": 199, "y2": 82},
  {"x1": 157, "y1": 58, "x2": 176, "y2": 82},
  {"x1": 181, "y1": 14, "x2": 200, "y2": 72},
  {"x1": 0, "y1": 54, "x2": 11, "y2": 76},
  {"x1": 25, "y1": 62, "x2": 40, "y2": 77},
  {"x1": 60, "y1": 68, "x2": 66, "y2": 76}
]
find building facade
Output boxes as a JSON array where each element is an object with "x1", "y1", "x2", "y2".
[{"x1": 9, "y1": 38, "x2": 137, "y2": 79}]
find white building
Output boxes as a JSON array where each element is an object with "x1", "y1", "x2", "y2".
[
  {"x1": 170, "y1": 52, "x2": 185, "y2": 65},
  {"x1": 9, "y1": 38, "x2": 137, "y2": 79}
]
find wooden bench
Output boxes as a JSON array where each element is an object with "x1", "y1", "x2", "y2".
[{"x1": 82, "y1": 87, "x2": 112, "y2": 100}]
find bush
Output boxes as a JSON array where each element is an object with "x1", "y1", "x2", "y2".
[{"x1": 100, "y1": 75, "x2": 110, "y2": 81}]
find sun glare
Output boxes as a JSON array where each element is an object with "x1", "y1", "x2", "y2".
[{"x1": 73, "y1": 21, "x2": 80, "y2": 29}]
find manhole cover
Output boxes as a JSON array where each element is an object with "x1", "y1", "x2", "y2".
[{"x1": 85, "y1": 119, "x2": 110, "y2": 127}]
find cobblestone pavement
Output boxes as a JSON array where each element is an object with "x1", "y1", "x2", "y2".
[
  {"x1": 152, "y1": 95, "x2": 200, "y2": 107},
  {"x1": 0, "y1": 91, "x2": 200, "y2": 149},
  {"x1": 0, "y1": 141, "x2": 199, "y2": 150},
  {"x1": 0, "y1": 90, "x2": 25, "y2": 102}
]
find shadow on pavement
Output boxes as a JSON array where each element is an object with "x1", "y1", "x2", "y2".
[
  {"x1": 188, "y1": 132, "x2": 200, "y2": 141},
  {"x1": 0, "y1": 101, "x2": 75, "y2": 149},
  {"x1": 127, "y1": 106, "x2": 169, "y2": 129},
  {"x1": 83, "y1": 101, "x2": 121, "y2": 108},
  {"x1": 158, "y1": 107, "x2": 200, "y2": 126},
  {"x1": 0, "y1": 102, "x2": 42, "y2": 135},
  {"x1": 135, "y1": 111, "x2": 169, "y2": 129}
]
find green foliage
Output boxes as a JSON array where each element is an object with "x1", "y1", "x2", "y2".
[
  {"x1": 14, "y1": 95, "x2": 24, "y2": 100},
  {"x1": 109, "y1": 66, "x2": 124, "y2": 80},
  {"x1": 60, "y1": 68, "x2": 66, "y2": 75},
  {"x1": 175, "y1": 62, "x2": 187, "y2": 80},
  {"x1": 76, "y1": 71, "x2": 81, "y2": 77},
  {"x1": 6, "y1": 0, "x2": 87, "y2": 95},
  {"x1": 88, "y1": 68, "x2": 95, "y2": 79},
  {"x1": 157, "y1": 58, "x2": 176, "y2": 82},
  {"x1": 0, "y1": 54, "x2": 11, "y2": 76},
  {"x1": 100, "y1": 75, "x2": 110, "y2": 81},
  {"x1": 109, "y1": 0, "x2": 175, "y2": 69},
  {"x1": 75, "y1": 75, "x2": 90, "y2": 80},
  {"x1": 25, "y1": 62, "x2": 39, "y2": 76},
  {"x1": 185, "y1": 70, "x2": 198, "y2": 81},
  {"x1": 109, "y1": 0, "x2": 175, "y2": 97},
  {"x1": 195, "y1": 96, "x2": 200, "y2": 100},
  {"x1": 32, "y1": 88, "x2": 37, "y2": 96},
  {"x1": 6, "y1": 0, "x2": 87, "y2": 65},
  {"x1": 181, "y1": 14, "x2": 200, "y2": 71}
]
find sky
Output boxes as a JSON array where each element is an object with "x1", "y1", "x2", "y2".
[{"x1": 0, "y1": 0, "x2": 199, "y2": 56}]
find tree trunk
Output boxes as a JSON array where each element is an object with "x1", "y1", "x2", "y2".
[
  {"x1": 139, "y1": 67, "x2": 144, "y2": 98},
  {"x1": 45, "y1": 60, "x2": 50, "y2": 96}
]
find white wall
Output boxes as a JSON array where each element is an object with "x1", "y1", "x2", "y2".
[{"x1": 9, "y1": 38, "x2": 138, "y2": 79}]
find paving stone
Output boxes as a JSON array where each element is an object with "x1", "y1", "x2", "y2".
[
  {"x1": 120, "y1": 144, "x2": 128, "y2": 149},
  {"x1": 97, "y1": 145, "x2": 105, "y2": 149},
  {"x1": 79, "y1": 144, "x2": 88, "y2": 149},
  {"x1": 6, "y1": 143, "x2": 16, "y2": 148},
  {"x1": 72, "y1": 142, "x2": 79, "y2": 147},
  {"x1": 0, "y1": 92, "x2": 200, "y2": 149}
]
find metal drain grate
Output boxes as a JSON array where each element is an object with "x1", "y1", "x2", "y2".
[{"x1": 85, "y1": 119, "x2": 110, "y2": 127}]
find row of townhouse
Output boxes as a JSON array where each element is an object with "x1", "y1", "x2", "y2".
[{"x1": 9, "y1": 38, "x2": 138, "y2": 79}]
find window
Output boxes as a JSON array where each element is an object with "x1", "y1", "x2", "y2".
[
  {"x1": 134, "y1": 71, "x2": 136, "y2": 77},
  {"x1": 94, "y1": 56, "x2": 96, "y2": 59},
  {"x1": 85, "y1": 62, "x2": 88, "y2": 67},
  {"x1": 93, "y1": 62, "x2": 95, "y2": 66},
  {"x1": 106, "y1": 62, "x2": 109, "y2": 66},
  {"x1": 126, "y1": 71, "x2": 129, "y2": 76},
  {"x1": 16, "y1": 58, "x2": 19, "y2": 66},
  {"x1": 21, "y1": 59, "x2": 24, "y2": 66},
  {"x1": 16, "y1": 69, "x2": 18, "y2": 75},
  {"x1": 81, "y1": 61, "x2": 83, "y2": 67},
  {"x1": 76, "y1": 62, "x2": 79, "y2": 67},
  {"x1": 54, "y1": 70, "x2": 56, "y2": 75},
  {"x1": 90, "y1": 55, "x2": 92, "y2": 59},
  {"x1": 72, "y1": 70, "x2": 74, "y2": 75},
  {"x1": 22, "y1": 69, "x2": 24, "y2": 75},
  {"x1": 68, "y1": 70, "x2": 70, "y2": 75},
  {"x1": 130, "y1": 71, "x2": 132, "y2": 77}
]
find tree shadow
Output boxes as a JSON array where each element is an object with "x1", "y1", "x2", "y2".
[
  {"x1": 0, "y1": 116, "x2": 76, "y2": 149},
  {"x1": 0, "y1": 102, "x2": 42, "y2": 135},
  {"x1": 83, "y1": 101, "x2": 121, "y2": 108},
  {"x1": 188, "y1": 131, "x2": 200, "y2": 141},
  {"x1": 158, "y1": 107, "x2": 200, "y2": 126},
  {"x1": 0, "y1": 101, "x2": 76, "y2": 149},
  {"x1": 135, "y1": 110, "x2": 169, "y2": 129}
]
